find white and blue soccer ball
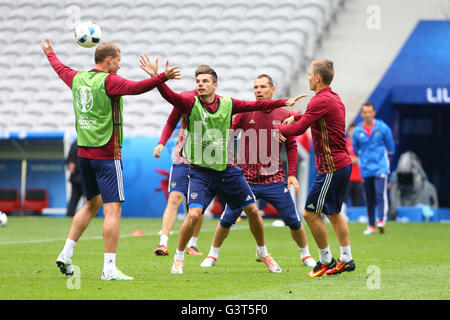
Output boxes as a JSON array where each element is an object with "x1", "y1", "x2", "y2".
[
  {"x1": 75, "y1": 21, "x2": 102, "y2": 48},
  {"x1": 0, "y1": 211, "x2": 7, "y2": 227}
]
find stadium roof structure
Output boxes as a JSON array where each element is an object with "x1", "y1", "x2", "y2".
[
  {"x1": 352, "y1": 20, "x2": 450, "y2": 126},
  {"x1": 0, "y1": 131, "x2": 66, "y2": 160}
]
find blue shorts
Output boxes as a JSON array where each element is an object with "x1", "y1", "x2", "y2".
[
  {"x1": 168, "y1": 163, "x2": 189, "y2": 196},
  {"x1": 220, "y1": 181, "x2": 301, "y2": 230},
  {"x1": 305, "y1": 164, "x2": 352, "y2": 215},
  {"x1": 78, "y1": 157, "x2": 125, "y2": 203},
  {"x1": 187, "y1": 166, "x2": 255, "y2": 212}
]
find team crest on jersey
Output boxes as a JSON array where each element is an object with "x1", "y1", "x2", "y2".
[
  {"x1": 249, "y1": 119, "x2": 255, "y2": 124},
  {"x1": 190, "y1": 192, "x2": 198, "y2": 200},
  {"x1": 201, "y1": 112, "x2": 209, "y2": 123},
  {"x1": 272, "y1": 120, "x2": 281, "y2": 126},
  {"x1": 171, "y1": 182, "x2": 177, "y2": 189},
  {"x1": 75, "y1": 86, "x2": 94, "y2": 113}
]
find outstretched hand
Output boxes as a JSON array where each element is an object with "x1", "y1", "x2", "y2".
[
  {"x1": 140, "y1": 54, "x2": 159, "y2": 77},
  {"x1": 164, "y1": 60, "x2": 181, "y2": 80},
  {"x1": 285, "y1": 94, "x2": 307, "y2": 107},
  {"x1": 153, "y1": 144, "x2": 164, "y2": 158},
  {"x1": 287, "y1": 176, "x2": 300, "y2": 194},
  {"x1": 282, "y1": 115, "x2": 296, "y2": 125},
  {"x1": 273, "y1": 129, "x2": 287, "y2": 143},
  {"x1": 40, "y1": 38, "x2": 54, "y2": 56}
]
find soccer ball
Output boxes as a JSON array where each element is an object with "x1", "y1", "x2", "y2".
[
  {"x1": 0, "y1": 211, "x2": 7, "y2": 227},
  {"x1": 75, "y1": 21, "x2": 102, "y2": 48}
]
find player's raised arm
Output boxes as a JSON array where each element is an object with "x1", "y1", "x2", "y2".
[
  {"x1": 276, "y1": 98, "x2": 325, "y2": 138},
  {"x1": 41, "y1": 38, "x2": 78, "y2": 88},
  {"x1": 40, "y1": 38, "x2": 54, "y2": 56},
  {"x1": 285, "y1": 94, "x2": 308, "y2": 107},
  {"x1": 106, "y1": 55, "x2": 180, "y2": 97},
  {"x1": 140, "y1": 54, "x2": 181, "y2": 80},
  {"x1": 140, "y1": 55, "x2": 193, "y2": 113},
  {"x1": 231, "y1": 94, "x2": 307, "y2": 114}
]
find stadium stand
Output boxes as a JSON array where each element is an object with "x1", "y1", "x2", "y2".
[
  {"x1": 290, "y1": 0, "x2": 448, "y2": 125},
  {"x1": 0, "y1": 0, "x2": 344, "y2": 136}
]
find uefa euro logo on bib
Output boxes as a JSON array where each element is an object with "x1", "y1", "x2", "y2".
[{"x1": 75, "y1": 86, "x2": 94, "y2": 113}]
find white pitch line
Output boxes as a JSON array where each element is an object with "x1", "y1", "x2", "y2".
[{"x1": 0, "y1": 223, "x2": 276, "y2": 246}]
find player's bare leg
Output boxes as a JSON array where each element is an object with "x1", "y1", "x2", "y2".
[
  {"x1": 303, "y1": 210, "x2": 337, "y2": 277},
  {"x1": 161, "y1": 192, "x2": 184, "y2": 237},
  {"x1": 289, "y1": 224, "x2": 316, "y2": 267},
  {"x1": 155, "y1": 192, "x2": 184, "y2": 256},
  {"x1": 177, "y1": 207, "x2": 203, "y2": 251},
  {"x1": 68, "y1": 195, "x2": 102, "y2": 242},
  {"x1": 327, "y1": 213, "x2": 350, "y2": 247},
  {"x1": 200, "y1": 221, "x2": 229, "y2": 267},
  {"x1": 102, "y1": 201, "x2": 122, "y2": 253},
  {"x1": 101, "y1": 201, "x2": 133, "y2": 280},
  {"x1": 242, "y1": 204, "x2": 265, "y2": 247},
  {"x1": 302, "y1": 210, "x2": 329, "y2": 250},
  {"x1": 192, "y1": 213, "x2": 204, "y2": 237},
  {"x1": 211, "y1": 221, "x2": 231, "y2": 248},
  {"x1": 325, "y1": 213, "x2": 355, "y2": 275},
  {"x1": 202, "y1": 204, "x2": 281, "y2": 272},
  {"x1": 290, "y1": 224, "x2": 308, "y2": 248},
  {"x1": 172, "y1": 207, "x2": 202, "y2": 273},
  {"x1": 244, "y1": 203, "x2": 281, "y2": 272},
  {"x1": 187, "y1": 213, "x2": 204, "y2": 255},
  {"x1": 57, "y1": 195, "x2": 102, "y2": 276}
]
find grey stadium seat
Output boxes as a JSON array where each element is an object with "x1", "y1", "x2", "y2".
[{"x1": 0, "y1": 0, "x2": 343, "y2": 135}]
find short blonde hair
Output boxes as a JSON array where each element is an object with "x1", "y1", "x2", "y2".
[
  {"x1": 94, "y1": 42, "x2": 120, "y2": 64},
  {"x1": 311, "y1": 59, "x2": 334, "y2": 85}
]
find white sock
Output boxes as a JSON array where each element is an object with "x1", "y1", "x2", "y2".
[
  {"x1": 299, "y1": 245, "x2": 311, "y2": 259},
  {"x1": 207, "y1": 246, "x2": 220, "y2": 259},
  {"x1": 159, "y1": 234, "x2": 169, "y2": 247},
  {"x1": 257, "y1": 245, "x2": 268, "y2": 258},
  {"x1": 62, "y1": 239, "x2": 76, "y2": 260},
  {"x1": 104, "y1": 253, "x2": 117, "y2": 275},
  {"x1": 319, "y1": 246, "x2": 332, "y2": 265},
  {"x1": 188, "y1": 236, "x2": 198, "y2": 248},
  {"x1": 340, "y1": 245, "x2": 352, "y2": 262},
  {"x1": 175, "y1": 249, "x2": 185, "y2": 260}
]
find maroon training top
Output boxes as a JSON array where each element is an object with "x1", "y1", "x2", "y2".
[
  {"x1": 47, "y1": 52, "x2": 168, "y2": 160},
  {"x1": 276, "y1": 87, "x2": 351, "y2": 174},
  {"x1": 157, "y1": 90, "x2": 197, "y2": 146},
  {"x1": 157, "y1": 83, "x2": 287, "y2": 116},
  {"x1": 156, "y1": 83, "x2": 288, "y2": 168},
  {"x1": 233, "y1": 108, "x2": 298, "y2": 184}
]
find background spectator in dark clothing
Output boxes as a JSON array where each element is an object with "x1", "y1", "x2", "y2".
[{"x1": 66, "y1": 140, "x2": 82, "y2": 217}]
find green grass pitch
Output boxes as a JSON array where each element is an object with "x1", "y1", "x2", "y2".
[{"x1": 0, "y1": 216, "x2": 449, "y2": 300}]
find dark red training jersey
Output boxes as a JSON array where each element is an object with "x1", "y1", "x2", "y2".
[
  {"x1": 276, "y1": 87, "x2": 351, "y2": 174},
  {"x1": 47, "y1": 52, "x2": 168, "y2": 160},
  {"x1": 233, "y1": 108, "x2": 298, "y2": 184},
  {"x1": 157, "y1": 83, "x2": 287, "y2": 116}
]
